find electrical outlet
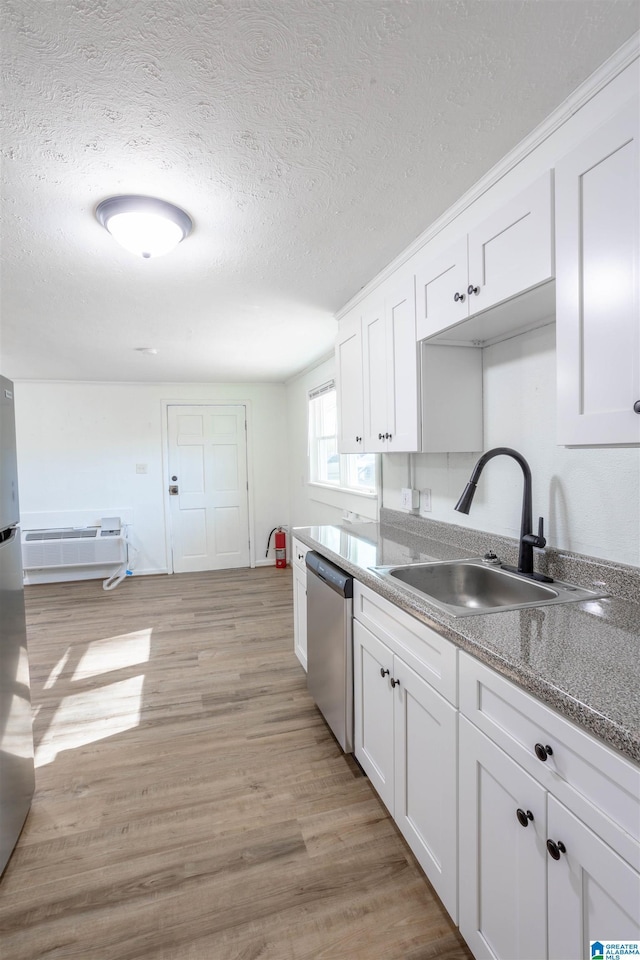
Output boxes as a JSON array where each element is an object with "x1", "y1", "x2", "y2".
[
  {"x1": 421, "y1": 488, "x2": 432, "y2": 512},
  {"x1": 401, "y1": 487, "x2": 420, "y2": 511}
]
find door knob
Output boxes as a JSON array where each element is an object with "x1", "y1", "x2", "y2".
[
  {"x1": 169, "y1": 484, "x2": 179, "y2": 495},
  {"x1": 380, "y1": 667, "x2": 390, "y2": 678},
  {"x1": 453, "y1": 291, "x2": 466, "y2": 303},
  {"x1": 390, "y1": 677, "x2": 400, "y2": 688},
  {"x1": 467, "y1": 284, "x2": 480, "y2": 296},
  {"x1": 534, "y1": 743, "x2": 553, "y2": 762}
]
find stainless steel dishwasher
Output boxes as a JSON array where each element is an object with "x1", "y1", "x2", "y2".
[{"x1": 305, "y1": 551, "x2": 354, "y2": 753}]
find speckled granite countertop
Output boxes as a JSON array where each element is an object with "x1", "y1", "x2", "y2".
[{"x1": 293, "y1": 510, "x2": 640, "y2": 766}]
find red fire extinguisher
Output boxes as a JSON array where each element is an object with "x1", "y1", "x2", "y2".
[{"x1": 266, "y1": 527, "x2": 287, "y2": 568}]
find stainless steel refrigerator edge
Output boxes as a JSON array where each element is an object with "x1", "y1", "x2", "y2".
[
  {"x1": 305, "y1": 551, "x2": 353, "y2": 753},
  {"x1": 0, "y1": 375, "x2": 35, "y2": 876}
]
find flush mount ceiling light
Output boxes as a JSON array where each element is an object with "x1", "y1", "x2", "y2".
[{"x1": 96, "y1": 195, "x2": 192, "y2": 259}]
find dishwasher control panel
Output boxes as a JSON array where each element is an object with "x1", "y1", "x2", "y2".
[{"x1": 306, "y1": 551, "x2": 353, "y2": 597}]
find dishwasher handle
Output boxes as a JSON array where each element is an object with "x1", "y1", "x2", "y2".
[{"x1": 305, "y1": 551, "x2": 353, "y2": 598}]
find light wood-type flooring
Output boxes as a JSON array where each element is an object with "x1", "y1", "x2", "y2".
[{"x1": 1, "y1": 567, "x2": 473, "y2": 960}]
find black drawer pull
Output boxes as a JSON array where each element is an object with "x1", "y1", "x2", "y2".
[
  {"x1": 516, "y1": 808, "x2": 534, "y2": 827},
  {"x1": 546, "y1": 839, "x2": 566, "y2": 860}
]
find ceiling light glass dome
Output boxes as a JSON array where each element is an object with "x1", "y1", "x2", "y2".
[{"x1": 96, "y1": 195, "x2": 192, "y2": 258}]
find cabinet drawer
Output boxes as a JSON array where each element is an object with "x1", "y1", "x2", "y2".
[
  {"x1": 354, "y1": 581, "x2": 457, "y2": 705},
  {"x1": 460, "y1": 652, "x2": 640, "y2": 868},
  {"x1": 291, "y1": 537, "x2": 309, "y2": 573}
]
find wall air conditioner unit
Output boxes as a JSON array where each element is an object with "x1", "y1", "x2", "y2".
[{"x1": 22, "y1": 526, "x2": 126, "y2": 570}]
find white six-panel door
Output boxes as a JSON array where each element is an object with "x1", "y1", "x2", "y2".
[{"x1": 167, "y1": 404, "x2": 250, "y2": 573}]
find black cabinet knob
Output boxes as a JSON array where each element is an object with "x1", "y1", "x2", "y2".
[
  {"x1": 454, "y1": 291, "x2": 466, "y2": 303},
  {"x1": 390, "y1": 677, "x2": 400, "y2": 688},
  {"x1": 634, "y1": 401, "x2": 640, "y2": 413},
  {"x1": 546, "y1": 839, "x2": 566, "y2": 860},
  {"x1": 355, "y1": 435, "x2": 362, "y2": 442},
  {"x1": 534, "y1": 743, "x2": 553, "y2": 762},
  {"x1": 380, "y1": 667, "x2": 390, "y2": 678},
  {"x1": 467, "y1": 284, "x2": 480, "y2": 296},
  {"x1": 516, "y1": 808, "x2": 534, "y2": 827},
  {"x1": 378, "y1": 433, "x2": 384, "y2": 440}
]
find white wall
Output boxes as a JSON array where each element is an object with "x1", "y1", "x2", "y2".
[
  {"x1": 383, "y1": 323, "x2": 640, "y2": 568},
  {"x1": 14, "y1": 380, "x2": 289, "y2": 574},
  {"x1": 285, "y1": 354, "x2": 378, "y2": 530}
]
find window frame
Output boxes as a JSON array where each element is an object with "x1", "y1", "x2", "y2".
[{"x1": 307, "y1": 381, "x2": 378, "y2": 501}]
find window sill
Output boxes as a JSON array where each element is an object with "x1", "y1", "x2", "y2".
[
  {"x1": 307, "y1": 482, "x2": 378, "y2": 520},
  {"x1": 308, "y1": 482, "x2": 376, "y2": 500}
]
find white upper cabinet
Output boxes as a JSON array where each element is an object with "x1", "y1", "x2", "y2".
[
  {"x1": 555, "y1": 98, "x2": 640, "y2": 445},
  {"x1": 362, "y1": 296, "x2": 388, "y2": 453},
  {"x1": 414, "y1": 236, "x2": 469, "y2": 340},
  {"x1": 336, "y1": 308, "x2": 364, "y2": 454},
  {"x1": 385, "y1": 275, "x2": 420, "y2": 453},
  {"x1": 416, "y1": 173, "x2": 555, "y2": 344},
  {"x1": 361, "y1": 275, "x2": 420, "y2": 453},
  {"x1": 467, "y1": 172, "x2": 554, "y2": 316}
]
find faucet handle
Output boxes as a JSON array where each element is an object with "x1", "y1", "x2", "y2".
[{"x1": 524, "y1": 516, "x2": 547, "y2": 549}]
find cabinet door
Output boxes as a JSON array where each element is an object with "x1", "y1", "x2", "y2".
[
  {"x1": 362, "y1": 297, "x2": 388, "y2": 452},
  {"x1": 547, "y1": 796, "x2": 640, "y2": 960},
  {"x1": 336, "y1": 310, "x2": 365, "y2": 454},
  {"x1": 353, "y1": 620, "x2": 395, "y2": 813},
  {"x1": 385, "y1": 275, "x2": 420, "y2": 453},
  {"x1": 415, "y1": 236, "x2": 469, "y2": 340},
  {"x1": 556, "y1": 99, "x2": 640, "y2": 444},
  {"x1": 459, "y1": 716, "x2": 547, "y2": 960},
  {"x1": 291, "y1": 537, "x2": 309, "y2": 573},
  {"x1": 393, "y1": 656, "x2": 458, "y2": 921},
  {"x1": 292, "y1": 564, "x2": 307, "y2": 671},
  {"x1": 467, "y1": 172, "x2": 554, "y2": 317}
]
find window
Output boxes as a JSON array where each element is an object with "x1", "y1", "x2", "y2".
[{"x1": 308, "y1": 382, "x2": 376, "y2": 495}]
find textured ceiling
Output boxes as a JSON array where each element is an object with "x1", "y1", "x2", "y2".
[{"x1": 1, "y1": 0, "x2": 638, "y2": 383}]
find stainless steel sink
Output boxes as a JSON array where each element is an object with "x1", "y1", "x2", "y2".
[{"x1": 370, "y1": 559, "x2": 607, "y2": 617}]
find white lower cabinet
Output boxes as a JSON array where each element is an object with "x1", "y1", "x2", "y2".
[
  {"x1": 392, "y1": 652, "x2": 458, "y2": 920},
  {"x1": 292, "y1": 538, "x2": 308, "y2": 670},
  {"x1": 458, "y1": 651, "x2": 640, "y2": 960},
  {"x1": 353, "y1": 589, "x2": 458, "y2": 920},
  {"x1": 353, "y1": 620, "x2": 395, "y2": 809},
  {"x1": 546, "y1": 795, "x2": 640, "y2": 960},
  {"x1": 347, "y1": 580, "x2": 640, "y2": 960},
  {"x1": 459, "y1": 715, "x2": 549, "y2": 960}
]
